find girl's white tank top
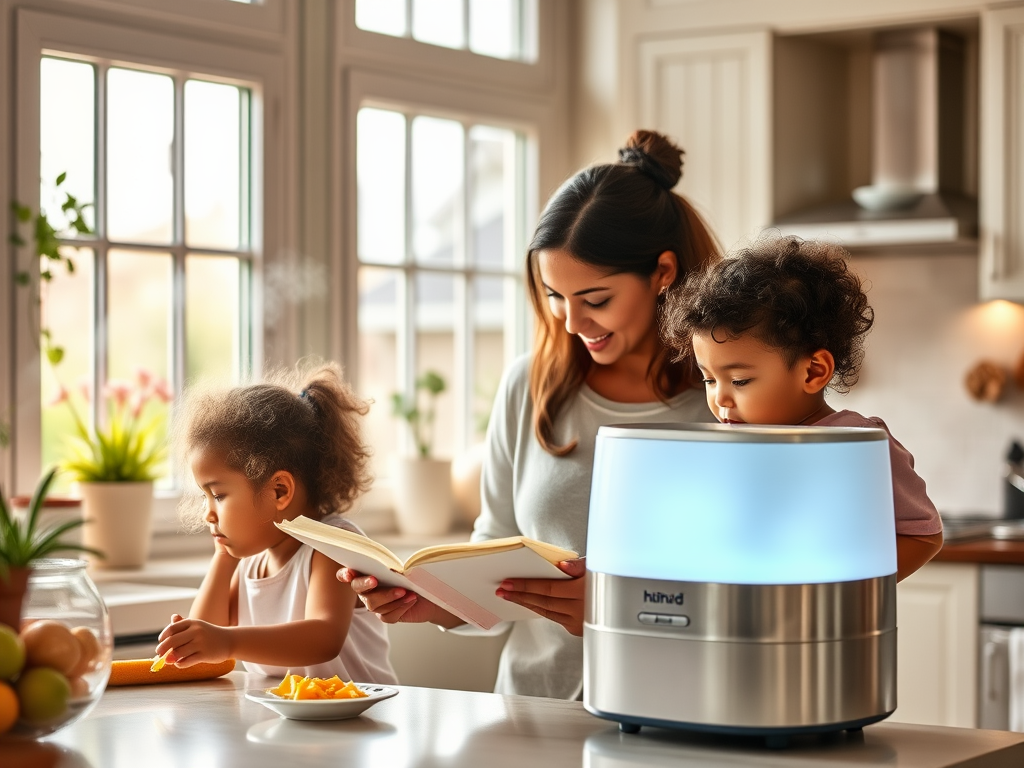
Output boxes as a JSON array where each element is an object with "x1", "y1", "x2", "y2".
[{"x1": 237, "y1": 514, "x2": 398, "y2": 684}]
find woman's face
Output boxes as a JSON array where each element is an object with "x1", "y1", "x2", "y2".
[{"x1": 537, "y1": 248, "x2": 673, "y2": 366}]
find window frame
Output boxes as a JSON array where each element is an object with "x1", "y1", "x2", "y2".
[
  {"x1": 334, "y1": 0, "x2": 571, "y2": 512},
  {"x1": 9, "y1": 9, "x2": 295, "y2": 512}
]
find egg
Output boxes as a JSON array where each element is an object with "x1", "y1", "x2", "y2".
[{"x1": 21, "y1": 620, "x2": 81, "y2": 676}]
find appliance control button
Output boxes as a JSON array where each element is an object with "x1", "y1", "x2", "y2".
[{"x1": 637, "y1": 612, "x2": 690, "y2": 627}]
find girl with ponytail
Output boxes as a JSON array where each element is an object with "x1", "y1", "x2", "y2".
[
  {"x1": 154, "y1": 362, "x2": 397, "y2": 684},
  {"x1": 344, "y1": 131, "x2": 722, "y2": 700}
]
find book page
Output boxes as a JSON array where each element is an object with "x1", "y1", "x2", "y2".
[
  {"x1": 276, "y1": 517, "x2": 404, "y2": 571},
  {"x1": 409, "y1": 547, "x2": 573, "y2": 625},
  {"x1": 404, "y1": 537, "x2": 577, "y2": 569}
]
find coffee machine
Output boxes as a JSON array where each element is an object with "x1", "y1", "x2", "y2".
[{"x1": 584, "y1": 423, "x2": 898, "y2": 746}]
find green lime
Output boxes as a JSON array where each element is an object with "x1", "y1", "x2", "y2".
[
  {"x1": 16, "y1": 667, "x2": 70, "y2": 722},
  {"x1": 0, "y1": 624, "x2": 25, "y2": 680}
]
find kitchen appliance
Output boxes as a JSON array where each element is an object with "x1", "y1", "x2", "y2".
[
  {"x1": 979, "y1": 564, "x2": 1024, "y2": 730},
  {"x1": 775, "y1": 27, "x2": 976, "y2": 247},
  {"x1": 584, "y1": 423, "x2": 898, "y2": 746},
  {"x1": 1005, "y1": 441, "x2": 1024, "y2": 521}
]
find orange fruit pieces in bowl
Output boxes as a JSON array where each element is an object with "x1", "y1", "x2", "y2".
[{"x1": 266, "y1": 673, "x2": 367, "y2": 700}]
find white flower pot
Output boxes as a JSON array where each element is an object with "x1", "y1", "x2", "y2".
[
  {"x1": 391, "y1": 457, "x2": 454, "y2": 536},
  {"x1": 77, "y1": 481, "x2": 155, "y2": 569},
  {"x1": 450, "y1": 443, "x2": 486, "y2": 528}
]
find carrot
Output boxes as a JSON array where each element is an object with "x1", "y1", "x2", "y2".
[{"x1": 109, "y1": 658, "x2": 235, "y2": 686}]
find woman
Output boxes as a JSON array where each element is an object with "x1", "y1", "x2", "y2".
[{"x1": 340, "y1": 130, "x2": 721, "y2": 699}]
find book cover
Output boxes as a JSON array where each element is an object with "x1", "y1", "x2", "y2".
[{"x1": 276, "y1": 516, "x2": 578, "y2": 630}]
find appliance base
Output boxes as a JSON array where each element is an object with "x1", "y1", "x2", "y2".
[{"x1": 585, "y1": 705, "x2": 895, "y2": 748}]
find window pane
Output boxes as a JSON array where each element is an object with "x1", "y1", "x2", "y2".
[
  {"x1": 356, "y1": 0, "x2": 407, "y2": 36},
  {"x1": 107, "y1": 69, "x2": 174, "y2": 244},
  {"x1": 412, "y1": 0, "x2": 464, "y2": 49},
  {"x1": 415, "y1": 272, "x2": 455, "y2": 459},
  {"x1": 358, "y1": 267, "x2": 400, "y2": 478},
  {"x1": 108, "y1": 250, "x2": 171, "y2": 384},
  {"x1": 40, "y1": 58, "x2": 96, "y2": 234},
  {"x1": 472, "y1": 276, "x2": 505, "y2": 442},
  {"x1": 186, "y1": 255, "x2": 241, "y2": 385},
  {"x1": 41, "y1": 248, "x2": 94, "y2": 486},
  {"x1": 185, "y1": 81, "x2": 245, "y2": 250},
  {"x1": 470, "y1": 0, "x2": 517, "y2": 60},
  {"x1": 469, "y1": 125, "x2": 513, "y2": 268},
  {"x1": 358, "y1": 109, "x2": 406, "y2": 265},
  {"x1": 412, "y1": 116, "x2": 463, "y2": 264}
]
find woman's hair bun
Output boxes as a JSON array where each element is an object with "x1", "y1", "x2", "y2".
[{"x1": 618, "y1": 130, "x2": 684, "y2": 190}]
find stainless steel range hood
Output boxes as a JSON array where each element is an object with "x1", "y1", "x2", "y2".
[{"x1": 775, "y1": 28, "x2": 977, "y2": 247}]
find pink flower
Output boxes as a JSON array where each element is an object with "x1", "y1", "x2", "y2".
[
  {"x1": 151, "y1": 378, "x2": 174, "y2": 403},
  {"x1": 77, "y1": 376, "x2": 91, "y2": 403},
  {"x1": 46, "y1": 385, "x2": 69, "y2": 408},
  {"x1": 104, "y1": 379, "x2": 133, "y2": 408},
  {"x1": 130, "y1": 388, "x2": 150, "y2": 419},
  {"x1": 135, "y1": 367, "x2": 154, "y2": 389}
]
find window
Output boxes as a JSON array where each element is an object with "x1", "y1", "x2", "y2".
[
  {"x1": 10, "y1": 10, "x2": 289, "y2": 505},
  {"x1": 35, "y1": 57, "x2": 254, "y2": 488},
  {"x1": 354, "y1": 0, "x2": 538, "y2": 62},
  {"x1": 356, "y1": 107, "x2": 528, "y2": 476}
]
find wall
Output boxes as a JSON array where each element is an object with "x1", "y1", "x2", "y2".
[{"x1": 842, "y1": 253, "x2": 1024, "y2": 515}]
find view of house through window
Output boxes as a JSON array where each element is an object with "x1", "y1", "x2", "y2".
[
  {"x1": 356, "y1": 106, "x2": 527, "y2": 480},
  {"x1": 355, "y1": 0, "x2": 537, "y2": 62},
  {"x1": 36, "y1": 55, "x2": 254, "y2": 488}
]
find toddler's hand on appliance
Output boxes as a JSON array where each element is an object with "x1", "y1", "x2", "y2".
[
  {"x1": 155, "y1": 613, "x2": 232, "y2": 668},
  {"x1": 495, "y1": 557, "x2": 587, "y2": 636}
]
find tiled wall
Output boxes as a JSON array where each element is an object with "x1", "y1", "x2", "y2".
[{"x1": 837, "y1": 252, "x2": 1024, "y2": 516}]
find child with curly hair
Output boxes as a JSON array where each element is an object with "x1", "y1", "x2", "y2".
[
  {"x1": 661, "y1": 233, "x2": 943, "y2": 580},
  {"x1": 154, "y1": 362, "x2": 397, "y2": 682}
]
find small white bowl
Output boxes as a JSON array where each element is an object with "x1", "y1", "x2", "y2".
[
  {"x1": 852, "y1": 185, "x2": 923, "y2": 212},
  {"x1": 245, "y1": 684, "x2": 398, "y2": 721}
]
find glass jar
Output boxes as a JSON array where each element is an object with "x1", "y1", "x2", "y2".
[{"x1": 8, "y1": 559, "x2": 112, "y2": 739}]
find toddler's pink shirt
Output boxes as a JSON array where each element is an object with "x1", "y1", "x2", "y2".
[{"x1": 816, "y1": 409, "x2": 943, "y2": 537}]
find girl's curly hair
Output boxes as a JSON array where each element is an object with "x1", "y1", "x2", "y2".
[
  {"x1": 660, "y1": 233, "x2": 874, "y2": 393},
  {"x1": 174, "y1": 360, "x2": 372, "y2": 531}
]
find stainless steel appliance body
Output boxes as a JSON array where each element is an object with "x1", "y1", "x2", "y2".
[
  {"x1": 979, "y1": 564, "x2": 1024, "y2": 729},
  {"x1": 585, "y1": 574, "x2": 897, "y2": 736},
  {"x1": 584, "y1": 423, "x2": 899, "y2": 742}
]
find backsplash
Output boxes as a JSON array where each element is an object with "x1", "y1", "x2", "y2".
[{"x1": 833, "y1": 252, "x2": 1024, "y2": 517}]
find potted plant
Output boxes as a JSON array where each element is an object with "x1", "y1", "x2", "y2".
[
  {"x1": 390, "y1": 371, "x2": 454, "y2": 535},
  {"x1": 0, "y1": 467, "x2": 97, "y2": 629},
  {"x1": 53, "y1": 370, "x2": 172, "y2": 568}
]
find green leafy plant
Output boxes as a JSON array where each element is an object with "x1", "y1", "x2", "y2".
[
  {"x1": 0, "y1": 467, "x2": 100, "y2": 580},
  {"x1": 391, "y1": 370, "x2": 446, "y2": 459},
  {"x1": 9, "y1": 172, "x2": 94, "y2": 368},
  {"x1": 56, "y1": 370, "x2": 173, "y2": 483}
]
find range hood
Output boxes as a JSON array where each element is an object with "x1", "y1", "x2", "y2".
[{"x1": 775, "y1": 28, "x2": 977, "y2": 247}]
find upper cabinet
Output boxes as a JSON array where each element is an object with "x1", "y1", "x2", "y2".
[
  {"x1": 605, "y1": 0, "x2": 1024, "y2": 302},
  {"x1": 636, "y1": 31, "x2": 772, "y2": 251},
  {"x1": 980, "y1": 5, "x2": 1024, "y2": 301}
]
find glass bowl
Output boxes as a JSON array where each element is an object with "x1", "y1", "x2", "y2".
[{"x1": 4, "y1": 558, "x2": 112, "y2": 739}]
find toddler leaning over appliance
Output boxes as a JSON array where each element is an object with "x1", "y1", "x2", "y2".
[{"x1": 660, "y1": 232, "x2": 943, "y2": 581}]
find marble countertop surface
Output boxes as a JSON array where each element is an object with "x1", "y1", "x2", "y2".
[{"x1": 6, "y1": 671, "x2": 1024, "y2": 767}]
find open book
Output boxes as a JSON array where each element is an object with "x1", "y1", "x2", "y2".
[{"x1": 277, "y1": 516, "x2": 578, "y2": 630}]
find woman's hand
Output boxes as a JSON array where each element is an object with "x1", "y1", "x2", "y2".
[
  {"x1": 495, "y1": 557, "x2": 586, "y2": 636},
  {"x1": 155, "y1": 613, "x2": 232, "y2": 668},
  {"x1": 337, "y1": 568, "x2": 462, "y2": 628}
]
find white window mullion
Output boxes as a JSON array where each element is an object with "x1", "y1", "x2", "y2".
[
  {"x1": 93, "y1": 63, "x2": 109, "y2": 430},
  {"x1": 171, "y1": 77, "x2": 187, "y2": 401},
  {"x1": 453, "y1": 123, "x2": 471, "y2": 455},
  {"x1": 398, "y1": 113, "x2": 416, "y2": 456}
]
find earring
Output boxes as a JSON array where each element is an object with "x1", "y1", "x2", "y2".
[{"x1": 658, "y1": 285, "x2": 668, "y2": 296}]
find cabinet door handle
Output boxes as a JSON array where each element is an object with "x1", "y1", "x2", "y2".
[
  {"x1": 984, "y1": 640, "x2": 999, "y2": 701},
  {"x1": 988, "y1": 231, "x2": 1002, "y2": 282}
]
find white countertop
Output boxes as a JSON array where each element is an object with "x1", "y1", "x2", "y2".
[{"x1": 11, "y1": 672, "x2": 1024, "y2": 767}]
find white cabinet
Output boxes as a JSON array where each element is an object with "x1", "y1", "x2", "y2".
[
  {"x1": 893, "y1": 562, "x2": 979, "y2": 728},
  {"x1": 636, "y1": 31, "x2": 772, "y2": 251},
  {"x1": 980, "y1": 5, "x2": 1024, "y2": 301}
]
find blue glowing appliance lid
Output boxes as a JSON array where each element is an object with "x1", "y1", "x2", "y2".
[{"x1": 586, "y1": 423, "x2": 897, "y2": 585}]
